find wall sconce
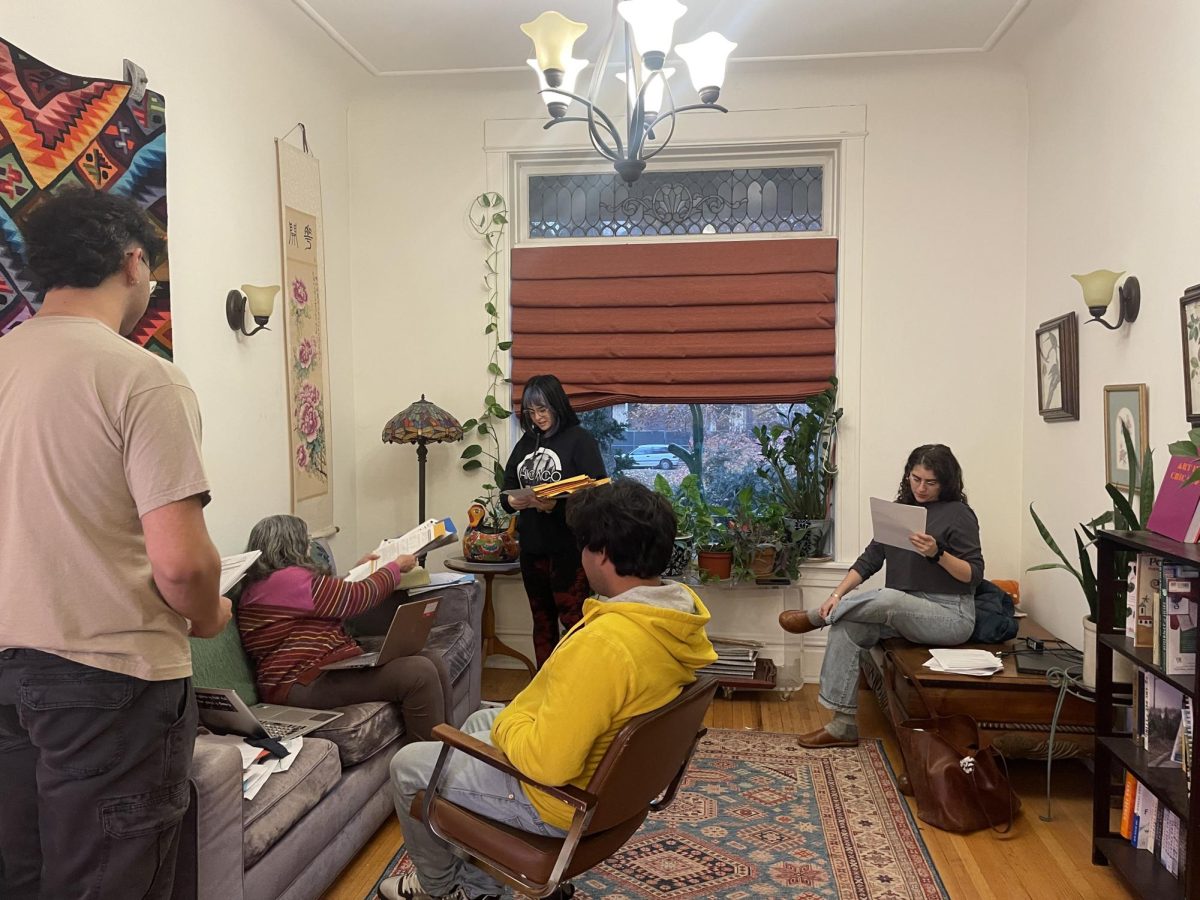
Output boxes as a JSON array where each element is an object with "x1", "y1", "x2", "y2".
[
  {"x1": 1071, "y1": 269, "x2": 1140, "y2": 330},
  {"x1": 226, "y1": 284, "x2": 279, "y2": 336}
]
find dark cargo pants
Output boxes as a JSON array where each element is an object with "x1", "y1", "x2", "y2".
[{"x1": 0, "y1": 648, "x2": 196, "y2": 900}]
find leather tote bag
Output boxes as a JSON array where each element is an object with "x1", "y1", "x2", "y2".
[{"x1": 882, "y1": 650, "x2": 1020, "y2": 834}]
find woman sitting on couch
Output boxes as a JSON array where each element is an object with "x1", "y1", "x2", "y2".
[{"x1": 235, "y1": 514, "x2": 449, "y2": 741}]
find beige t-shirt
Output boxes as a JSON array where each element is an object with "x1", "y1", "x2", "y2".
[{"x1": 0, "y1": 316, "x2": 211, "y2": 680}]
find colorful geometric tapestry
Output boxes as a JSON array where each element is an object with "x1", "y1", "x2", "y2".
[
  {"x1": 369, "y1": 730, "x2": 949, "y2": 900},
  {"x1": 0, "y1": 37, "x2": 169, "y2": 357}
]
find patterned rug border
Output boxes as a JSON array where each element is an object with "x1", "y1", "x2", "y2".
[{"x1": 364, "y1": 728, "x2": 950, "y2": 900}]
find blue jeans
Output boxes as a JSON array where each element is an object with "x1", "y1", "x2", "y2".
[
  {"x1": 389, "y1": 707, "x2": 567, "y2": 898},
  {"x1": 817, "y1": 587, "x2": 975, "y2": 715}
]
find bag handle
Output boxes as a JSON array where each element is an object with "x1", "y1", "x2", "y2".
[{"x1": 964, "y1": 747, "x2": 1018, "y2": 835}]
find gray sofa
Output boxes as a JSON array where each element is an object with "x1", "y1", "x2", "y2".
[{"x1": 173, "y1": 580, "x2": 484, "y2": 900}]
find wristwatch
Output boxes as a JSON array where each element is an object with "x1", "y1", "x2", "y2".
[{"x1": 929, "y1": 542, "x2": 945, "y2": 564}]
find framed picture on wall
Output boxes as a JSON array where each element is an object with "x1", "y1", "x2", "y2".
[
  {"x1": 1035, "y1": 312, "x2": 1079, "y2": 421},
  {"x1": 1180, "y1": 284, "x2": 1200, "y2": 424},
  {"x1": 1104, "y1": 383, "x2": 1149, "y2": 489}
]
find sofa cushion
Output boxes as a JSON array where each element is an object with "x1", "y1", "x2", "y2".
[
  {"x1": 244, "y1": 737, "x2": 341, "y2": 867},
  {"x1": 426, "y1": 620, "x2": 474, "y2": 686},
  {"x1": 310, "y1": 702, "x2": 404, "y2": 767},
  {"x1": 189, "y1": 615, "x2": 259, "y2": 706}
]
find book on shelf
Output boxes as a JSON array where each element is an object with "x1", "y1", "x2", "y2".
[
  {"x1": 1147, "y1": 455, "x2": 1200, "y2": 542},
  {"x1": 1144, "y1": 672, "x2": 1185, "y2": 768},
  {"x1": 1167, "y1": 594, "x2": 1197, "y2": 676},
  {"x1": 1131, "y1": 780, "x2": 1158, "y2": 850},
  {"x1": 1128, "y1": 553, "x2": 1161, "y2": 647},
  {"x1": 1120, "y1": 770, "x2": 1137, "y2": 839}
]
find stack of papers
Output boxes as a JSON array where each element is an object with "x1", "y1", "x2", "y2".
[
  {"x1": 346, "y1": 518, "x2": 458, "y2": 583},
  {"x1": 408, "y1": 572, "x2": 476, "y2": 596},
  {"x1": 204, "y1": 733, "x2": 302, "y2": 799},
  {"x1": 703, "y1": 636, "x2": 763, "y2": 679},
  {"x1": 220, "y1": 551, "x2": 262, "y2": 594},
  {"x1": 530, "y1": 475, "x2": 611, "y2": 499},
  {"x1": 924, "y1": 648, "x2": 1004, "y2": 677}
]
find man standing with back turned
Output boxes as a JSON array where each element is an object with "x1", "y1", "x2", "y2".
[{"x1": 0, "y1": 189, "x2": 229, "y2": 900}]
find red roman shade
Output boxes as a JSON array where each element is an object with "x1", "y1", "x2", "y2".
[{"x1": 509, "y1": 237, "x2": 837, "y2": 410}]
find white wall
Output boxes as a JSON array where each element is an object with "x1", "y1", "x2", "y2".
[
  {"x1": 1018, "y1": 3, "x2": 1200, "y2": 645},
  {"x1": 6, "y1": 0, "x2": 370, "y2": 557},
  {"x1": 347, "y1": 55, "x2": 1029, "y2": 663}
]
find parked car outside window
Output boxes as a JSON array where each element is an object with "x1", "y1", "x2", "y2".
[{"x1": 628, "y1": 444, "x2": 680, "y2": 469}]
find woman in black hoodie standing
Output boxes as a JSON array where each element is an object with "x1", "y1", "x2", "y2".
[{"x1": 501, "y1": 374, "x2": 606, "y2": 667}]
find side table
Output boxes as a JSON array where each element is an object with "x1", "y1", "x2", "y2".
[{"x1": 444, "y1": 556, "x2": 536, "y2": 676}]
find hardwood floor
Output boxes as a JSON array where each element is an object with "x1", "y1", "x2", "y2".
[{"x1": 322, "y1": 668, "x2": 1134, "y2": 900}]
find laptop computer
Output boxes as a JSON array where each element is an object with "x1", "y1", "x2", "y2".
[
  {"x1": 320, "y1": 597, "x2": 440, "y2": 671},
  {"x1": 194, "y1": 687, "x2": 343, "y2": 740},
  {"x1": 1014, "y1": 646, "x2": 1082, "y2": 676}
]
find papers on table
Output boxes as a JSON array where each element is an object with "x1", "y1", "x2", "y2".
[
  {"x1": 924, "y1": 648, "x2": 1004, "y2": 677},
  {"x1": 869, "y1": 498, "x2": 927, "y2": 552},
  {"x1": 407, "y1": 572, "x2": 476, "y2": 596},
  {"x1": 346, "y1": 518, "x2": 458, "y2": 583},
  {"x1": 220, "y1": 551, "x2": 262, "y2": 594}
]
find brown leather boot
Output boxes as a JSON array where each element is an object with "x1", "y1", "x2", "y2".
[
  {"x1": 778, "y1": 609, "x2": 822, "y2": 634},
  {"x1": 795, "y1": 727, "x2": 859, "y2": 749}
]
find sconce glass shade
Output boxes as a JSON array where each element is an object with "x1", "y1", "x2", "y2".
[
  {"x1": 1072, "y1": 269, "x2": 1125, "y2": 314},
  {"x1": 676, "y1": 32, "x2": 736, "y2": 103},
  {"x1": 617, "y1": 0, "x2": 686, "y2": 69},
  {"x1": 521, "y1": 11, "x2": 588, "y2": 85},
  {"x1": 616, "y1": 66, "x2": 674, "y2": 117},
  {"x1": 241, "y1": 284, "x2": 279, "y2": 320},
  {"x1": 527, "y1": 57, "x2": 588, "y2": 117},
  {"x1": 382, "y1": 395, "x2": 463, "y2": 445}
]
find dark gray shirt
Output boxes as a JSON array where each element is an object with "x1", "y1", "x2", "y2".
[{"x1": 851, "y1": 500, "x2": 984, "y2": 594}]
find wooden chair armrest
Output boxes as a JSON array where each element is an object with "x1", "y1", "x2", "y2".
[{"x1": 430, "y1": 723, "x2": 597, "y2": 812}]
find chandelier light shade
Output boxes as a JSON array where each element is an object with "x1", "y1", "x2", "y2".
[
  {"x1": 675, "y1": 32, "x2": 737, "y2": 104},
  {"x1": 521, "y1": 1, "x2": 736, "y2": 184},
  {"x1": 617, "y1": 0, "x2": 687, "y2": 69},
  {"x1": 520, "y1": 11, "x2": 588, "y2": 87},
  {"x1": 382, "y1": 395, "x2": 463, "y2": 526}
]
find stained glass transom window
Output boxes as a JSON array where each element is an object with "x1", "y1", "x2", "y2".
[{"x1": 528, "y1": 167, "x2": 823, "y2": 238}]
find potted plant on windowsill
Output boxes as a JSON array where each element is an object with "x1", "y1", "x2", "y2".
[
  {"x1": 728, "y1": 486, "x2": 795, "y2": 583},
  {"x1": 753, "y1": 379, "x2": 842, "y2": 560},
  {"x1": 1027, "y1": 423, "x2": 1150, "y2": 688},
  {"x1": 655, "y1": 472, "x2": 698, "y2": 577}
]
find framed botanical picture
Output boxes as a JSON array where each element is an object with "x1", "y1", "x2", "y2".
[
  {"x1": 1180, "y1": 284, "x2": 1200, "y2": 424},
  {"x1": 1034, "y1": 312, "x2": 1079, "y2": 421},
  {"x1": 1104, "y1": 383, "x2": 1149, "y2": 489}
]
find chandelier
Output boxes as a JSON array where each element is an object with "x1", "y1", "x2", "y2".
[{"x1": 521, "y1": 1, "x2": 736, "y2": 184}]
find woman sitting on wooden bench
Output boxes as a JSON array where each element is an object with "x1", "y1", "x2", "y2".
[{"x1": 779, "y1": 443, "x2": 984, "y2": 748}]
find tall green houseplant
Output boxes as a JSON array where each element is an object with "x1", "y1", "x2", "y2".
[
  {"x1": 753, "y1": 378, "x2": 842, "y2": 555},
  {"x1": 459, "y1": 192, "x2": 513, "y2": 527}
]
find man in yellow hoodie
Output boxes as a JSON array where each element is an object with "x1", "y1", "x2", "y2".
[{"x1": 381, "y1": 480, "x2": 717, "y2": 900}]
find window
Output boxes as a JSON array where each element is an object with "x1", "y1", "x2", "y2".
[{"x1": 528, "y1": 166, "x2": 823, "y2": 238}]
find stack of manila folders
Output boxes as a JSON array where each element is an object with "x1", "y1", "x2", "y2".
[
  {"x1": 204, "y1": 732, "x2": 303, "y2": 800},
  {"x1": 923, "y1": 648, "x2": 1003, "y2": 676}
]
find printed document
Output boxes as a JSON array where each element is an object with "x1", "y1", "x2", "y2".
[
  {"x1": 869, "y1": 498, "x2": 927, "y2": 552},
  {"x1": 346, "y1": 518, "x2": 458, "y2": 583},
  {"x1": 220, "y1": 551, "x2": 262, "y2": 595}
]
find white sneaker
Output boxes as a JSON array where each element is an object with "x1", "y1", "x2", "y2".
[{"x1": 378, "y1": 872, "x2": 469, "y2": 900}]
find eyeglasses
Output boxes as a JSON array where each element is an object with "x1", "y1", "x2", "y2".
[
  {"x1": 526, "y1": 405, "x2": 551, "y2": 416},
  {"x1": 910, "y1": 474, "x2": 940, "y2": 489}
]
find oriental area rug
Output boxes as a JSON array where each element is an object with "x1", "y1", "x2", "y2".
[{"x1": 367, "y1": 729, "x2": 948, "y2": 900}]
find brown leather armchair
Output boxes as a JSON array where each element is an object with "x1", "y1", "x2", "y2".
[{"x1": 410, "y1": 676, "x2": 719, "y2": 899}]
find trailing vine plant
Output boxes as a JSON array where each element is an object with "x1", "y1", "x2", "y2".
[{"x1": 459, "y1": 192, "x2": 513, "y2": 527}]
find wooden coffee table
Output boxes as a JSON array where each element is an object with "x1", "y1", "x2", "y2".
[{"x1": 862, "y1": 618, "x2": 1100, "y2": 756}]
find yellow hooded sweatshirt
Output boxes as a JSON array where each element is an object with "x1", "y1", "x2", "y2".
[{"x1": 490, "y1": 582, "x2": 717, "y2": 830}]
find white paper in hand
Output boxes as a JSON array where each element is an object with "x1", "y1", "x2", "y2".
[
  {"x1": 220, "y1": 551, "x2": 262, "y2": 594},
  {"x1": 869, "y1": 498, "x2": 927, "y2": 552}
]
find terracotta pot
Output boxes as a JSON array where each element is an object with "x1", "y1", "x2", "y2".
[
  {"x1": 697, "y1": 549, "x2": 733, "y2": 580},
  {"x1": 462, "y1": 503, "x2": 520, "y2": 563}
]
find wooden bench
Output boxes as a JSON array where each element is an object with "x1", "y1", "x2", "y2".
[{"x1": 859, "y1": 617, "x2": 1097, "y2": 759}]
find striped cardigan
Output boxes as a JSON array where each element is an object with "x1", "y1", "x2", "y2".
[{"x1": 237, "y1": 562, "x2": 403, "y2": 703}]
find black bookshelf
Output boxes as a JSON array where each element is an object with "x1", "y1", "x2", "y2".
[{"x1": 1093, "y1": 532, "x2": 1198, "y2": 899}]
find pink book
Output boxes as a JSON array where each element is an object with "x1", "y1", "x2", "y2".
[{"x1": 1147, "y1": 456, "x2": 1200, "y2": 543}]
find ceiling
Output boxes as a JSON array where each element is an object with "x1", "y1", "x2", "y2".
[{"x1": 293, "y1": 0, "x2": 1031, "y2": 77}]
